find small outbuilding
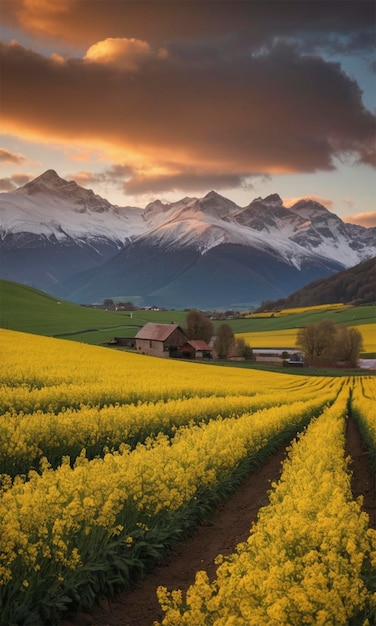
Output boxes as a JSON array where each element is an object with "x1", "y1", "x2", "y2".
[
  {"x1": 108, "y1": 336, "x2": 137, "y2": 348},
  {"x1": 180, "y1": 339, "x2": 213, "y2": 359}
]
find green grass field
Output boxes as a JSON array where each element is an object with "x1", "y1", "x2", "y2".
[{"x1": 1, "y1": 279, "x2": 375, "y2": 354}]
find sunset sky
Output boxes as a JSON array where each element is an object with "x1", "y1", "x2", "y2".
[{"x1": 1, "y1": 0, "x2": 375, "y2": 226}]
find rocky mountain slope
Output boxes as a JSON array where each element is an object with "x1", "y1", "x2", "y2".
[{"x1": 1, "y1": 170, "x2": 375, "y2": 308}]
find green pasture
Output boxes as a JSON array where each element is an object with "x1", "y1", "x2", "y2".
[
  {"x1": 0, "y1": 280, "x2": 374, "y2": 354},
  {"x1": 0, "y1": 280, "x2": 190, "y2": 343},
  {"x1": 228, "y1": 305, "x2": 375, "y2": 333}
]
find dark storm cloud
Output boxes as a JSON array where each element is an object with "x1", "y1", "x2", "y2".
[
  {"x1": 124, "y1": 171, "x2": 250, "y2": 195},
  {"x1": 0, "y1": 1, "x2": 374, "y2": 194},
  {"x1": 1, "y1": 0, "x2": 374, "y2": 51},
  {"x1": 70, "y1": 165, "x2": 135, "y2": 193}
]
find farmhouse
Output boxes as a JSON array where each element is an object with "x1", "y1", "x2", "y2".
[
  {"x1": 136, "y1": 323, "x2": 186, "y2": 358},
  {"x1": 135, "y1": 323, "x2": 212, "y2": 359}
]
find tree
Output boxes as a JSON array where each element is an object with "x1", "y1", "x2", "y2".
[
  {"x1": 214, "y1": 324, "x2": 235, "y2": 359},
  {"x1": 231, "y1": 337, "x2": 254, "y2": 360},
  {"x1": 103, "y1": 298, "x2": 114, "y2": 308},
  {"x1": 185, "y1": 309, "x2": 214, "y2": 343},
  {"x1": 335, "y1": 326, "x2": 363, "y2": 367},
  {"x1": 296, "y1": 320, "x2": 363, "y2": 366},
  {"x1": 296, "y1": 320, "x2": 337, "y2": 360}
]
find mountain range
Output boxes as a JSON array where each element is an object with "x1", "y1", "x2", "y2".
[{"x1": 1, "y1": 169, "x2": 375, "y2": 309}]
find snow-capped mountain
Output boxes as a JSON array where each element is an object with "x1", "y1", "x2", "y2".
[
  {"x1": 0, "y1": 170, "x2": 374, "y2": 308},
  {"x1": 1, "y1": 169, "x2": 146, "y2": 241},
  {"x1": 140, "y1": 191, "x2": 373, "y2": 269}
]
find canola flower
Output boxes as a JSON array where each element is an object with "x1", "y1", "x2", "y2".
[
  {"x1": 0, "y1": 383, "x2": 336, "y2": 477},
  {"x1": 0, "y1": 329, "x2": 320, "y2": 414},
  {"x1": 0, "y1": 393, "x2": 333, "y2": 623},
  {"x1": 157, "y1": 386, "x2": 376, "y2": 626},
  {"x1": 0, "y1": 329, "x2": 371, "y2": 625},
  {"x1": 350, "y1": 377, "x2": 376, "y2": 473}
]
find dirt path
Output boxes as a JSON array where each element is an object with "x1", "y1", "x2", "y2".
[
  {"x1": 66, "y1": 415, "x2": 375, "y2": 626},
  {"x1": 346, "y1": 414, "x2": 376, "y2": 528}
]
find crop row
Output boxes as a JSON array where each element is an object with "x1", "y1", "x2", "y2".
[
  {"x1": 0, "y1": 383, "x2": 340, "y2": 478},
  {"x1": 157, "y1": 385, "x2": 376, "y2": 626},
  {"x1": 350, "y1": 377, "x2": 376, "y2": 475},
  {"x1": 0, "y1": 392, "x2": 333, "y2": 625},
  {"x1": 1, "y1": 330, "x2": 373, "y2": 626}
]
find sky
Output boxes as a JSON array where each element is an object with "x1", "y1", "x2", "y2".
[{"x1": 0, "y1": 0, "x2": 375, "y2": 226}]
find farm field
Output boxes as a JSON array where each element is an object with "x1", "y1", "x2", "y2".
[
  {"x1": 0, "y1": 280, "x2": 375, "y2": 354},
  {"x1": 0, "y1": 329, "x2": 375, "y2": 626},
  {"x1": 87, "y1": 412, "x2": 376, "y2": 626},
  {"x1": 237, "y1": 322, "x2": 376, "y2": 353}
]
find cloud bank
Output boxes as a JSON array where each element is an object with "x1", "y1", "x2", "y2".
[
  {"x1": 1, "y1": 0, "x2": 374, "y2": 199},
  {"x1": 1, "y1": 36, "x2": 374, "y2": 194}
]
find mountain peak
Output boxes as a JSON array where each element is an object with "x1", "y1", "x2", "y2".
[
  {"x1": 38, "y1": 169, "x2": 61, "y2": 182},
  {"x1": 17, "y1": 169, "x2": 78, "y2": 197},
  {"x1": 15, "y1": 169, "x2": 120, "y2": 215},
  {"x1": 204, "y1": 190, "x2": 222, "y2": 200},
  {"x1": 290, "y1": 198, "x2": 330, "y2": 213},
  {"x1": 249, "y1": 193, "x2": 283, "y2": 207},
  {"x1": 197, "y1": 190, "x2": 239, "y2": 217},
  {"x1": 265, "y1": 193, "x2": 283, "y2": 204}
]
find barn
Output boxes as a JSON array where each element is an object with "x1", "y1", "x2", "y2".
[
  {"x1": 135, "y1": 323, "x2": 213, "y2": 359},
  {"x1": 135, "y1": 323, "x2": 188, "y2": 358},
  {"x1": 180, "y1": 339, "x2": 213, "y2": 359}
]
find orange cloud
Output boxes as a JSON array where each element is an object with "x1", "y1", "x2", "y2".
[
  {"x1": 2, "y1": 0, "x2": 374, "y2": 55},
  {"x1": 0, "y1": 147, "x2": 27, "y2": 165},
  {"x1": 284, "y1": 195, "x2": 334, "y2": 210},
  {"x1": 344, "y1": 212, "x2": 376, "y2": 227},
  {"x1": 63, "y1": 147, "x2": 107, "y2": 162},
  {"x1": 15, "y1": 0, "x2": 74, "y2": 38},
  {"x1": 69, "y1": 170, "x2": 105, "y2": 187},
  {"x1": 1, "y1": 39, "x2": 375, "y2": 195},
  {"x1": 50, "y1": 52, "x2": 66, "y2": 65},
  {"x1": 84, "y1": 38, "x2": 160, "y2": 71}
]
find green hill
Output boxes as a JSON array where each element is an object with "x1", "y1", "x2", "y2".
[
  {"x1": 256, "y1": 258, "x2": 376, "y2": 311},
  {"x1": 1, "y1": 279, "x2": 375, "y2": 350},
  {"x1": 0, "y1": 280, "x2": 194, "y2": 344},
  {"x1": 0, "y1": 280, "x2": 146, "y2": 343}
]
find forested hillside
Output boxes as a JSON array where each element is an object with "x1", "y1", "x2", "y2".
[{"x1": 257, "y1": 258, "x2": 375, "y2": 311}]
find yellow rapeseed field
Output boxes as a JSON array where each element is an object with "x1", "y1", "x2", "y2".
[
  {"x1": 157, "y1": 382, "x2": 376, "y2": 626},
  {"x1": 0, "y1": 329, "x2": 374, "y2": 625},
  {"x1": 238, "y1": 323, "x2": 375, "y2": 352}
]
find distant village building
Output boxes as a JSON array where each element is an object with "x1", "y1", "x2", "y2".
[{"x1": 134, "y1": 323, "x2": 212, "y2": 359}]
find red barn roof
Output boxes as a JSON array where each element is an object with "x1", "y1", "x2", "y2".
[
  {"x1": 135, "y1": 323, "x2": 186, "y2": 341},
  {"x1": 186, "y1": 339, "x2": 212, "y2": 351}
]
